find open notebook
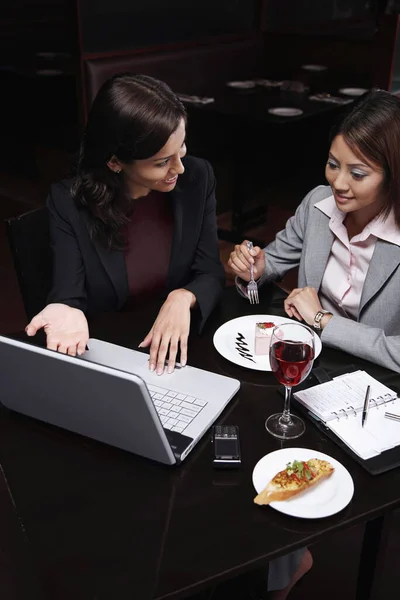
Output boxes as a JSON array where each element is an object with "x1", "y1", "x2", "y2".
[{"x1": 294, "y1": 370, "x2": 400, "y2": 460}]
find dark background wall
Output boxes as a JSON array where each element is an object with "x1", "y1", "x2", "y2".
[
  {"x1": 264, "y1": 0, "x2": 372, "y2": 30},
  {"x1": 0, "y1": 0, "x2": 390, "y2": 61},
  {"x1": 79, "y1": 0, "x2": 259, "y2": 54}
]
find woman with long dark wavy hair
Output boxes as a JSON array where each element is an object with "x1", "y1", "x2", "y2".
[{"x1": 25, "y1": 73, "x2": 224, "y2": 373}]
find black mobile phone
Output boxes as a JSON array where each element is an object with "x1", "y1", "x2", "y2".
[{"x1": 211, "y1": 425, "x2": 241, "y2": 469}]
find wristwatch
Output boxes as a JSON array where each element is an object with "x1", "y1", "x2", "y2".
[{"x1": 313, "y1": 309, "x2": 333, "y2": 330}]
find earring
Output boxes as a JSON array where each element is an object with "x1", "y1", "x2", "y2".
[{"x1": 116, "y1": 169, "x2": 121, "y2": 174}]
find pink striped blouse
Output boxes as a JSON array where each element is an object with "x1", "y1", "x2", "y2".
[{"x1": 315, "y1": 195, "x2": 400, "y2": 319}]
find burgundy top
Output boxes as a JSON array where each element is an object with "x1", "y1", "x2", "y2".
[{"x1": 123, "y1": 191, "x2": 173, "y2": 305}]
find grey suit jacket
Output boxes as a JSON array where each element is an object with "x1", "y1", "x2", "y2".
[{"x1": 259, "y1": 185, "x2": 400, "y2": 373}]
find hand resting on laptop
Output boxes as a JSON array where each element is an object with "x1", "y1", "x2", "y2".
[
  {"x1": 138, "y1": 288, "x2": 195, "y2": 374},
  {"x1": 25, "y1": 303, "x2": 89, "y2": 356}
]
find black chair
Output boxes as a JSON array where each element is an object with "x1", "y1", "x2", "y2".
[{"x1": 5, "y1": 207, "x2": 53, "y2": 321}]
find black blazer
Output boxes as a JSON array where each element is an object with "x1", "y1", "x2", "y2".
[{"x1": 47, "y1": 156, "x2": 225, "y2": 330}]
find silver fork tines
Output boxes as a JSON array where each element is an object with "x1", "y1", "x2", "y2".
[
  {"x1": 246, "y1": 241, "x2": 259, "y2": 304},
  {"x1": 384, "y1": 412, "x2": 400, "y2": 422}
]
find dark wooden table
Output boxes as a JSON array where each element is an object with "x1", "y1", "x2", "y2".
[
  {"x1": 199, "y1": 85, "x2": 349, "y2": 124},
  {"x1": 0, "y1": 285, "x2": 398, "y2": 599}
]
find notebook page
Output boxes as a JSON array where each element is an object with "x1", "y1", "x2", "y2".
[
  {"x1": 328, "y1": 397, "x2": 400, "y2": 460},
  {"x1": 294, "y1": 370, "x2": 397, "y2": 422},
  {"x1": 294, "y1": 378, "x2": 361, "y2": 421},
  {"x1": 333, "y1": 370, "x2": 397, "y2": 407}
]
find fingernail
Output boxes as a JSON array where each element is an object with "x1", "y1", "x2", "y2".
[
  {"x1": 156, "y1": 368, "x2": 163, "y2": 376},
  {"x1": 138, "y1": 342, "x2": 143, "y2": 348},
  {"x1": 181, "y1": 360, "x2": 187, "y2": 367},
  {"x1": 149, "y1": 363, "x2": 155, "y2": 372},
  {"x1": 77, "y1": 350, "x2": 83, "y2": 356},
  {"x1": 167, "y1": 366, "x2": 173, "y2": 374}
]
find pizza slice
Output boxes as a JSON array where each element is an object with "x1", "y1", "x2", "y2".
[{"x1": 254, "y1": 458, "x2": 334, "y2": 505}]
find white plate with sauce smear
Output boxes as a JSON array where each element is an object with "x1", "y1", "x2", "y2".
[
  {"x1": 252, "y1": 447, "x2": 354, "y2": 518},
  {"x1": 213, "y1": 314, "x2": 322, "y2": 371}
]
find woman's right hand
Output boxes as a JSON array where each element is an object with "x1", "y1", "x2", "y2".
[
  {"x1": 25, "y1": 303, "x2": 89, "y2": 356},
  {"x1": 228, "y1": 240, "x2": 265, "y2": 282}
]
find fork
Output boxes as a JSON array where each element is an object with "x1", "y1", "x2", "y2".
[
  {"x1": 246, "y1": 241, "x2": 259, "y2": 304},
  {"x1": 384, "y1": 412, "x2": 400, "y2": 422}
]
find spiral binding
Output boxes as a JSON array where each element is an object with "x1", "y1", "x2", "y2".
[{"x1": 329, "y1": 394, "x2": 395, "y2": 420}]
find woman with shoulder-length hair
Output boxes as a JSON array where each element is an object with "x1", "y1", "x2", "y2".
[
  {"x1": 26, "y1": 73, "x2": 225, "y2": 373},
  {"x1": 230, "y1": 89, "x2": 400, "y2": 373}
]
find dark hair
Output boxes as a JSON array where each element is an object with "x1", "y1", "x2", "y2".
[
  {"x1": 330, "y1": 90, "x2": 400, "y2": 227},
  {"x1": 72, "y1": 73, "x2": 186, "y2": 249}
]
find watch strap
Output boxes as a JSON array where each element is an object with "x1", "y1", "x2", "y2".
[{"x1": 313, "y1": 309, "x2": 332, "y2": 330}]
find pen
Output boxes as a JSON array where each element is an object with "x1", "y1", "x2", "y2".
[{"x1": 362, "y1": 385, "x2": 371, "y2": 428}]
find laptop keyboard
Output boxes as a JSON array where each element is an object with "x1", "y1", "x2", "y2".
[{"x1": 147, "y1": 383, "x2": 208, "y2": 433}]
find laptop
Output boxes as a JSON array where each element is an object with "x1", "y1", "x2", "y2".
[{"x1": 0, "y1": 336, "x2": 240, "y2": 465}]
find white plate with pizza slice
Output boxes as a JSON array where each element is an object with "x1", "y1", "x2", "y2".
[
  {"x1": 252, "y1": 447, "x2": 354, "y2": 518},
  {"x1": 213, "y1": 315, "x2": 322, "y2": 371}
]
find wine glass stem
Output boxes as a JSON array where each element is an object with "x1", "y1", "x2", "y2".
[{"x1": 280, "y1": 386, "x2": 293, "y2": 426}]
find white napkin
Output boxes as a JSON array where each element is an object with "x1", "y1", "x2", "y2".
[
  {"x1": 253, "y1": 79, "x2": 283, "y2": 88},
  {"x1": 177, "y1": 94, "x2": 215, "y2": 105},
  {"x1": 309, "y1": 94, "x2": 353, "y2": 105}
]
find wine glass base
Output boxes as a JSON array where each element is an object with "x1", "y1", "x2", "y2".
[{"x1": 265, "y1": 413, "x2": 305, "y2": 440}]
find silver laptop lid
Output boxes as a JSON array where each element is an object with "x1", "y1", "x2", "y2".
[{"x1": 0, "y1": 336, "x2": 176, "y2": 465}]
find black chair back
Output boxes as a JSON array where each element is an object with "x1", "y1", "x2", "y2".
[{"x1": 5, "y1": 207, "x2": 52, "y2": 320}]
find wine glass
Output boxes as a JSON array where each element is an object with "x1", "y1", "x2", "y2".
[{"x1": 266, "y1": 322, "x2": 315, "y2": 440}]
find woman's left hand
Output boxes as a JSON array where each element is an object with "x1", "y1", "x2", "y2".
[
  {"x1": 139, "y1": 289, "x2": 196, "y2": 374},
  {"x1": 284, "y1": 286, "x2": 323, "y2": 326}
]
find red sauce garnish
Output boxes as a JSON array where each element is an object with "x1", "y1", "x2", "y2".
[
  {"x1": 257, "y1": 322, "x2": 275, "y2": 329},
  {"x1": 303, "y1": 461, "x2": 315, "y2": 479}
]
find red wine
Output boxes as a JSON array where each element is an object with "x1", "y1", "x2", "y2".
[{"x1": 270, "y1": 340, "x2": 314, "y2": 387}]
